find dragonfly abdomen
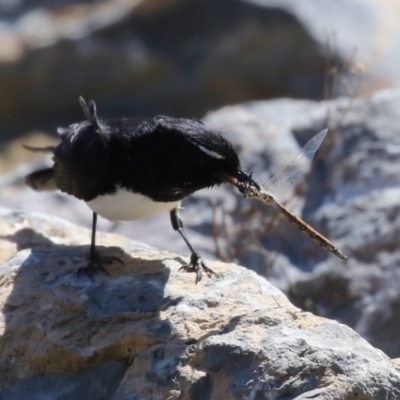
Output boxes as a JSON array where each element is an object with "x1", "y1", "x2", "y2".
[{"x1": 267, "y1": 195, "x2": 348, "y2": 260}]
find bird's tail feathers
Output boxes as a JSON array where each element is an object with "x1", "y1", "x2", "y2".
[
  {"x1": 25, "y1": 168, "x2": 56, "y2": 192},
  {"x1": 22, "y1": 144, "x2": 55, "y2": 153}
]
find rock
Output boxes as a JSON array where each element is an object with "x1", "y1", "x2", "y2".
[
  {"x1": 3, "y1": 0, "x2": 400, "y2": 135},
  {"x1": 0, "y1": 208, "x2": 399, "y2": 399}
]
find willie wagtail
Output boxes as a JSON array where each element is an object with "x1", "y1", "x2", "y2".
[{"x1": 25, "y1": 97, "x2": 258, "y2": 282}]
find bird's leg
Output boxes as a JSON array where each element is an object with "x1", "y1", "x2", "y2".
[
  {"x1": 77, "y1": 212, "x2": 122, "y2": 279},
  {"x1": 170, "y1": 207, "x2": 216, "y2": 283}
]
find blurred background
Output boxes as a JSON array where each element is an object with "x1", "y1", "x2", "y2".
[
  {"x1": 2, "y1": 0, "x2": 400, "y2": 358},
  {"x1": 1, "y1": 0, "x2": 400, "y2": 136}
]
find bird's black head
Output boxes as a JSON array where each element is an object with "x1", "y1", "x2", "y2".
[
  {"x1": 184, "y1": 126, "x2": 242, "y2": 182},
  {"x1": 158, "y1": 117, "x2": 261, "y2": 196},
  {"x1": 146, "y1": 117, "x2": 245, "y2": 194},
  {"x1": 181, "y1": 122, "x2": 261, "y2": 194}
]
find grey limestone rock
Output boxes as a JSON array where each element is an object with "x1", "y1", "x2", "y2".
[{"x1": 0, "y1": 208, "x2": 399, "y2": 399}]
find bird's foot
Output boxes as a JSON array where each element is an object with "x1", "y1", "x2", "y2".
[
  {"x1": 77, "y1": 251, "x2": 123, "y2": 280},
  {"x1": 179, "y1": 251, "x2": 217, "y2": 283}
]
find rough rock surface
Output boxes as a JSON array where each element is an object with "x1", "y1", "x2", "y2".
[
  {"x1": 0, "y1": 208, "x2": 400, "y2": 400},
  {"x1": 1, "y1": 0, "x2": 400, "y2": 135}
]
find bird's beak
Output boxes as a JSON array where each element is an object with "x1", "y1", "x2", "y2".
[
  {"x1": 219, "y1": 172, "x2": 238, "y2": 185},
  {"x1": 219, "y1": 170, "x2": 261, "y2": 196}
]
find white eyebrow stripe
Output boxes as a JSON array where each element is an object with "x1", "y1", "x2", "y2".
[
  {"x1": 186, "y1": 136, "x2": 225, "y2": 159},
  {"x1": 196, "y1": 143, "x2": 225, "y2": 159}
]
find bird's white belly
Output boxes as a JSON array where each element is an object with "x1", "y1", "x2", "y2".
[{"x1": 86, "y1": 188, "x2": 180, "y2": 221}]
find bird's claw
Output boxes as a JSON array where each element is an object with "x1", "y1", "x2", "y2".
[
  {"x1": 179, "y1": 251, "x2": 217, "y2": 283},
  {"x1": 77, "y1": 251, "x2": 123, "y2": 280}
]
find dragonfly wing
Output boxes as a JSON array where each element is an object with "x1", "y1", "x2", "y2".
[{"x1": 262, "y1": 129, "x2": 328, "y2": 200}]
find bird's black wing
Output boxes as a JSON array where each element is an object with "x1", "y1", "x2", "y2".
[
  {"x1": 105, "y1": 116, "x2": 241, "y2": 202},
  {"x1": 32, "y1": 95, "x2": 241, "y2": 203},
  {"x1": 53, "y1": 120, "x2": 112, "y2": 201}
]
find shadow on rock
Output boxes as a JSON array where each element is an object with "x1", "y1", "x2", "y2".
[{"x1": 0, "y1": 226, "x2": 182, "y2": 400}]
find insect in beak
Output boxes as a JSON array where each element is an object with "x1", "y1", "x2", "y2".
[{"x1": 218, "y1": 130, "x2": 348, "y2": 261}]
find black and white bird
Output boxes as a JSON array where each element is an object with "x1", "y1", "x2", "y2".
[{"x1": 25, "y1": 97, "x2": 258, "y2": 282}]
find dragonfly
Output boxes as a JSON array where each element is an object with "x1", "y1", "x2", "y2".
[{"x1": 237, "y1": 129, "x2": 348, "y2": 260}]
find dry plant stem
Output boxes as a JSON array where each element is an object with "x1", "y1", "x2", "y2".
[
  {"x1": 323, "y1": 28, "x2": 335, "y2": 102},
  {"x1": 221, "y1": 206, "x2": 236, "y2": 261},
  {"x1": 252, "y1": 239, "x2": 295, "y2": 290},
  {"x1": 237, "y1": 209, "x2": 281, "y2": 256},
  {"x1": 321, "y1": 29, "x2": 364, "y2": 203},
  {"x1": 210, "y1": 199, "x2": 228, "y2": 262},
  {"x1": 323, "y1": 29, "x2": 363, "y2": 130}
]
